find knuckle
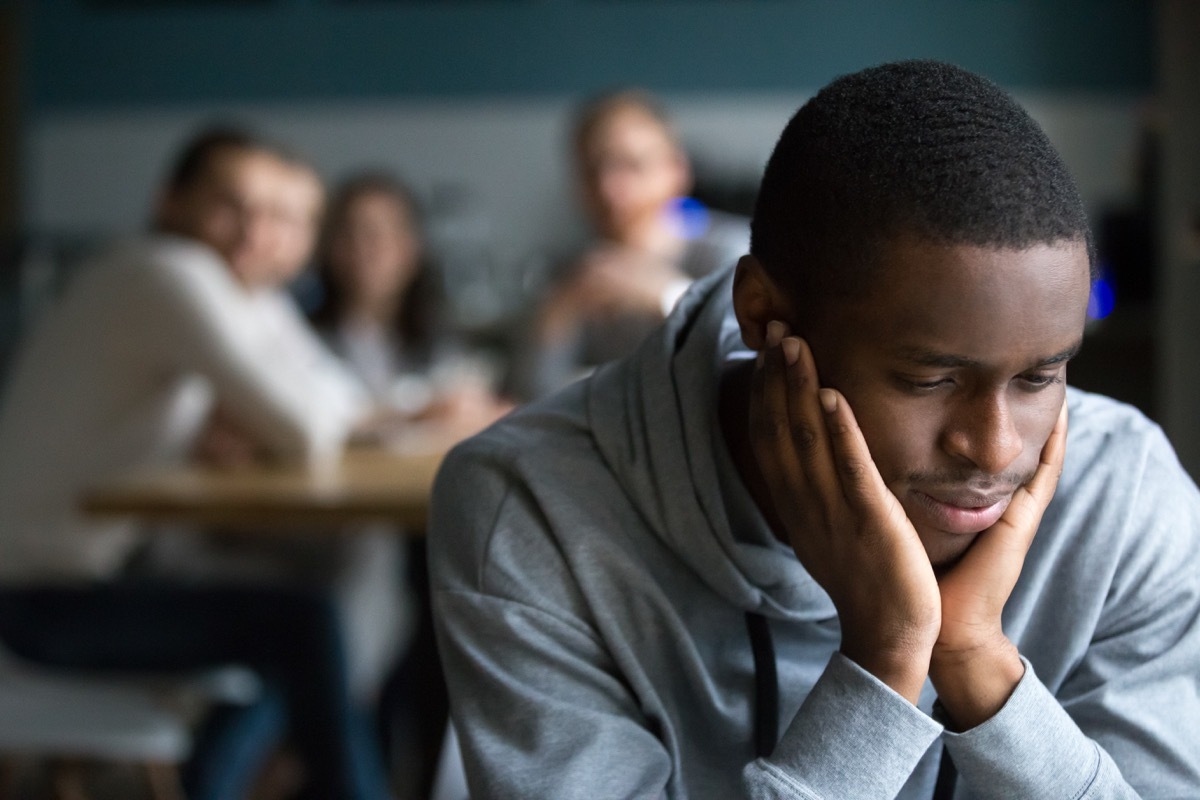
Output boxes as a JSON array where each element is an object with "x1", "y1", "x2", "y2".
[
  {"x1": 793, "y1": 423, "x2": 820, "y2": 452},
  {"x1": 840, "y1": 456, "x2": 870, "y2": 483},
  {"x1": 831, "y1": 418, "x2": 856, "y2": 438},
  {"x1": 752, "y1": 414, "x2": 791, "y2": 447}
]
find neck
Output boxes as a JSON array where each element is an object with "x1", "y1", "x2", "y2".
[{"x1": 717, "y1": 359, "x2": 789, "y2": 544}]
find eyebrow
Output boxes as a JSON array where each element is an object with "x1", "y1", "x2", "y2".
[{"x1": 893, "y1": 340, "x2": 1083, "y2": 370}]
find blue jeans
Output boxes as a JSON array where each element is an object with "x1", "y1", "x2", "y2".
[{"x1": 0, "y1": 580, "x2": 392, "y2": 800}]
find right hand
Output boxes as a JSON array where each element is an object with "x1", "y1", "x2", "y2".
[
  {"x1": 749, "y1": 321, "x2": 940, "y2": 702},
  {"x1": 571, "y1": 245, "x2": 682, "y2": 317},
  {"x1": 191, "y1": 405, "x2": 266, "y2": 469},
  {"x1": 539, "y1": 246, "x2": 684, "y2": 340}
]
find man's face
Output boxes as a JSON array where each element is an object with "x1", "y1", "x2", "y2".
[
  {"x1": 267, "y1": 164, "x2": 324, "y2": 287},
  {"x1": 159, "y1": 148, "x2": 318, "y2": 289},
  {"x1": 801, "y1": 237, "x2": 1091, "y2": 569},
  {"x1": 577, "y1": 107, "x2": 690, "y2": 241}
]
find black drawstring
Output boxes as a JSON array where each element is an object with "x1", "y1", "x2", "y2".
[
  {"x1": 744, "y1": 610, "x2": 957, "y2": 799},
  {"x1": 745, "y1": 611, "x2": 778, "y2": 758},
  {"x1": 932, "y1": 746, "x2": 957, "y2": 799}
]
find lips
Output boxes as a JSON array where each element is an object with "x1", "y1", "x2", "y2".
[{"x1": 909, "y1": 489, "x2": 1013, "y2": 535}]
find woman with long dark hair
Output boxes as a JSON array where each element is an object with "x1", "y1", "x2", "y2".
[{"x1": 311, "y1": 172, "x2": 510, "y2": 442}]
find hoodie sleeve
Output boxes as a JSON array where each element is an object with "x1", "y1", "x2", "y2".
[
  {"x1": 937, "y1": 660, "x2": 1141, "y2": 800},
  {"x1": 744, "y1": 653, "x2": 942, "y2": 799}
]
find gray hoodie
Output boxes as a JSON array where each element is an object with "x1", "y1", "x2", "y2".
[{"x1": 430, "y1": 268, "x2": 1200, "y2": 799}]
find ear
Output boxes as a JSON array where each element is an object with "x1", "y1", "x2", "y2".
[{"x1": 732, "y1": 254, "x2": 793, "y2": 351}]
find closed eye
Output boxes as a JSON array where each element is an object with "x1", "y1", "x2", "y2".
[
  {"x1": 897, "y1": 376, "x2": 954, "y2": 392},
  {"x1": 1017, "y1": 372, "x2": 1064, "y2": 391}
]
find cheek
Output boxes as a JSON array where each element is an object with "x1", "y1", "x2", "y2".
[
  {"x1": 598, "y1": 173, "x2": 637, "y2": 208},
  {"x1": 1013, "y1": 386, "x2": 1067, "y2": 467},
  {"x1": 200, "y1": 212, "x2": 238, "y2": 249},
  {"x1": 832, "y1": 380, "x2": 938, "y2": 486},
  {"x1": 288, "y1": 223, "x2": 315, "y2": 254},
  {"x1": 855, "y1": 403, "x2": 940, "y2": 485}
]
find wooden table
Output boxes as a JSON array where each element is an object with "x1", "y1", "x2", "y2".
[{"x1": 80, "y1": 446, "x2": 446, "y2": 531}]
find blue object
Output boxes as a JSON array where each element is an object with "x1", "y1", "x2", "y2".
[
  {"x1": 671, "y1": 196, "x2": 711, "y2": 242},
  {"x1": 1088, "y1": 267, "x2": 1116, "y2": 321}
]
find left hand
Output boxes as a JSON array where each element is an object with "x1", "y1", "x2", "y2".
[
  {"x1": 750, "y1": 326, "x2": 941, "y2": 703},
  {"x1": 929, "y1": 398, "x2": 1069, "y2": 728}
]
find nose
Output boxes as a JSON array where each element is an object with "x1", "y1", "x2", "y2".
[
  {"x1": 241, "y1": 207, "x2": 275, "y2": 248},
  {"x1": 596, "y1": 167, "x2": 630, "y2": 208},
  {"x1": 940, "y1": 390, "x2": 1023, "y2": 476}
]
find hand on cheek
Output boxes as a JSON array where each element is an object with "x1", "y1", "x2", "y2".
[
  {"x1": 930, "y1": 399, "x2": 1068, "y2": 729},
  {"x1": 749, "y1": 321, "x2": 940, "y2": 704}
]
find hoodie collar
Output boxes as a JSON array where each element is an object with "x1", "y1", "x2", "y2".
[{"x1": 587, "y1": 267, "x2": 835, "y2": 621}]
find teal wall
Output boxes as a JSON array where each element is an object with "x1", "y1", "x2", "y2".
[{"x1": 25, "y1": 0, "x2": 1153, "y2": 111}]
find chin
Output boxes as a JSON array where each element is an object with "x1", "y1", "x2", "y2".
[{"x1": 920, "y1": 530, "x2": 979, "y2": 574}]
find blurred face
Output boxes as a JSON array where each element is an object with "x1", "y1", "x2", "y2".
[
  {"x1": 158, "y1": 147, "x2": 295, "y2": 287},
  {"x1": 158, "y1": 148, "x2": 324, "y2": 289},
  {"x1": 326, "y1": 190, "x2": 422, "y2": 312},
  {"x1": 267, "y1": 163, "x2": 325, "y2": 286},
  {"x1": 577, "y1": 106, "x2": 690, "y2": 241},
  {"x1": 799, "y1": 237, "x2": 1090, "y2": 568}
]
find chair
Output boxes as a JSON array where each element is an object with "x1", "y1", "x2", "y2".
[{"x1": 0, "y1": 642, "x2": 262, "y2": 800}]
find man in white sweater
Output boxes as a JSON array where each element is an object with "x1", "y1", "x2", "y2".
[
  {"x1": 0, "y1": 133, "x2": 366, "y2": 579},
  {"x1": 0, "y1": 129, "x2": 390, "y2": 800}
]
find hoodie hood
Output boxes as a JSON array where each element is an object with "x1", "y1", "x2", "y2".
[{"x1": 586, "y1": 267, "x2": 835, "y2": 621}]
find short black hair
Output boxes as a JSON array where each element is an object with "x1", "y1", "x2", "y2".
[
  {"x1": 163, "y1": 126, "x2": 263, "y2": 193},
  {"x1": 163, "y1": 124, "x2": 316, "y2": 193},
  {"x1": 750, "y1": 60, "x2": 1093, "y2": 309}
]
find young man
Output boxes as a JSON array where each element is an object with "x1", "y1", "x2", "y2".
[
  {"x1": 430, "y1": 62, "x2": 1200, "y2": 798},
  {"x1": 0, "y1": 129, "x2": 391, "y2": 800},
  {"x1": 523, "y1": 89, "x2": 748, "y2": 397}
]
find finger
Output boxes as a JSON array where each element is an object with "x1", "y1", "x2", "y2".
[
  {"x1": 993, "y1": 396, "x2": 1068, "y2": 538},
  {"x1": 749, "y1": 323, "x2": 806, "y2": 502},
  {"x1": 782, "y1": 336, "x2": 839, "y2": 501},
  {"x1": 816, "y1": 387, "x2": 898, "y2": 516},
  {"x1": 959, "y1": 398, "x2": 1069, "y2": 586},
  {"x1": 1020, "y1": 396, "x2": 1069, "y2": 508}
]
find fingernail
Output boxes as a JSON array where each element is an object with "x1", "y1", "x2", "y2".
[
  {"x1": 819, "y1": 388, "x2": 837, "y2": 413},
  {"x1": 766, "y1": 320, "x2": 784, "y2": 347},
  {"x1": 781, "y1": 337, "x2": 800, "y2": 365}
]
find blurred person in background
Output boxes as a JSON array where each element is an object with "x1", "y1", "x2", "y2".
[
  {"x1": 520, "y1": 89, "x2": 749, "y2": 398},
  {"x1": 310, "y1": 171, "x2": 512, "y2": 445},
  {"x1": 308, "y1": 171, "x2": 511, "y2": 798},
  {"x1": 0, "y1": 127, "x2": 393, "y2": 800}
]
